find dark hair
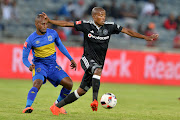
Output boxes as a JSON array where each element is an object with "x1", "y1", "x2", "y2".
[
  {"x1": 35, "y1": 14, "x2": 43, "y2": 22},
  {"x1": 91, "y1": 7, "x2": 105, "y2": 16}
]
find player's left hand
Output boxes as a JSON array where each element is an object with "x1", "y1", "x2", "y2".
[
  {"x1": 29, "y1": 64, "x2": 35, "y2": 72},
  {"x1": 145, "y1": 34, "x2": 159, "y2": 41},
  {"x1": 70, "y1": 60, "x2": 77, "y2": 71}
]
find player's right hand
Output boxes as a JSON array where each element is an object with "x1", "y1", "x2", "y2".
[
  {"x1": 29, "y1": 64, "x2": 35, "y2": 71},
  {"x1": 70, "y1": 60, "x2": 77, "y2": 71},
  {"x1": 41, "y1": 12, "x2": 50, "y2": 22},
  {"x1": 38, "y1": 12, "x2": 50, "y2": 22},
  {"x1": 145, "y1": 34, "x2": 159, "y2": 41}
]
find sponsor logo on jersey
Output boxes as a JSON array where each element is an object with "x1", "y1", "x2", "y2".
[
  {"x1": 88, "y1": 33, "x2": 109, "y2": 40},
  {"x1": 24, "y1": 42, "x2": 28, "y2": 48},
  {"x1": 36, "y1": 41, "x2": 40, "y2": 44},
  {"x1": 48, "y1": 35, "x2": 53, "y2": 41},
  {"x1": 76, "y1": 21, "x2": 82, "y2": 25}
]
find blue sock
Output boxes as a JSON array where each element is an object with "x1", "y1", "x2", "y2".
[
  {"x1": 55, "y1": 87, "x2": 71, "y2": 103},
  {"x1": 25, "y1": 87, "x2": 38, "y2": 108}
]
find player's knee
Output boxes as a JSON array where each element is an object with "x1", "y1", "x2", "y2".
[
  {"x1": 94, "y1": 68, "x2": 102, "y2": 76},
  {"x1": 79, "y1": 91, "x2": 86, "y2": 96},
  {"x1": 67, "y1": 81, "x2": 73, "y2": 90},
  {"x1": 33, "y1": 79, "x2": 43, "y2": 90},
  {"x1": 77, "y1": 88, "x2": 86, "y2": 96},
  {"x1": 60, "y1": 77, "x2": 73, "y2": 90},
  {"x1": 63, "y1": 79, "x2": 73, "y2": 90}
]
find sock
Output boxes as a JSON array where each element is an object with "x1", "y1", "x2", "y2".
[
  {"x1": 26, "y1": 87, "x2": 38, "y2": 108},
  {"x1": 92, "y1": 75, "x2": 100, "y2": 101},
  {"x1": 56, "y1": 89, "x2": 80, "y2": 108},
  {"x1": 55, "y1": 87, "x2": 71, "y2": 104}
]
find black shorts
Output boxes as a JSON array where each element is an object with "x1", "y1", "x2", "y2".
[
  {"x1": 80, "y1": 56, "x2": 102, "y2": 91},
  {"x1": 80, "y1": 56, "x2": 102, "y2": 74}
]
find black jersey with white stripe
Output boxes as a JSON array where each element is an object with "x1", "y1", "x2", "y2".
[{"x1": 74, "y1": 20, "x2": 123, "y2": 66}]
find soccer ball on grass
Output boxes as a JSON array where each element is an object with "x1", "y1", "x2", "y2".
[{"x1": 100, "y1": 93, "x2": 117, "y2": 109}]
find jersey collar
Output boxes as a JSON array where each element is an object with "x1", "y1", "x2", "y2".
[{"x1": 92, "y1": 21, "x2": 102, "y2": 30}]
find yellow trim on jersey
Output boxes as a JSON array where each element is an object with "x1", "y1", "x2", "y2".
[
  {"x1": 32, "y1": 69, "x2": 35, "y2": 77},
  {"x1": 34, "y1": 42, "x2": 56, "y2": 58}
]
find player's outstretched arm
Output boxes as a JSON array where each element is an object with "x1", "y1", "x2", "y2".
[
  {"x1": 41, "y1": 12, "x2": 74, "y2": 27},
  {"x1": 121, "y1": 27, "x2": 159, "y2": 41},
  {"x1": 55, "y1": 36, "x2": 77, "y2": 70}
]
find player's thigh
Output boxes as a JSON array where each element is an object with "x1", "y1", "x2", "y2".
[
  {"x1": 47, "y1": 65, "x2": 70, "y2": 87},
  {"x1": 80, "y1": 56, "x2": 102, "y2": 74},
  {"x1": 32, "y1": 63, "x2": 47, "y2": 87},
  {"x1": 89, "y1": 60, "x2": 102, "y2": 74}
]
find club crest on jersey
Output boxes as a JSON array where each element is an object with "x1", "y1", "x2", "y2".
[
  {"x1": 103, "y1": 29, "x2": 108, "y2": 35},
  {"x1": 24, "y1": 42, "x2": 28, "y2": 48},
  {"x1": 76, "y1": 21, "x2": 81, "y2": 25},
  {"x1": 48, "y1": 35, "x2": 53, "y2": 41},
  {"x1": 36, "y1": 68, "x2": 41, "y2": 72}
]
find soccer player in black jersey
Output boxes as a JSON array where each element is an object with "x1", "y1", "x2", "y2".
[{"x1": 41, "y1": 7, "x2": 158, "y2": 115}]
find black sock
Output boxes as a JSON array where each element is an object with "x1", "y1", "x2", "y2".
[
  {"x1": 56, "y1": 90, "x2": 80, "y2": 108},
  {"x1": 92, "y1": 75, "x2": 100, "y2": 101}
]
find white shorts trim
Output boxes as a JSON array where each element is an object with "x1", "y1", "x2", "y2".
[{"x1": 82, "y1": 56, "x2": 90, "y2": 69}]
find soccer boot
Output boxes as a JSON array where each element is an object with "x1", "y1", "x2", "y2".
[
  {"x1": 50, "y1": 103, "x2": 67, "y2": 115},
  {"x1": 22, "y1": 107, "x2": 34, "y2": 113},
  {"x1": 50, "y1": 103, "x2": 60, "y2": 115},
  {"x1": 59, "y1": 107, "x2": 67, "y2": 114},
  {"x1": 90, "y1": 99, "x2": 98, "y2": 111}
]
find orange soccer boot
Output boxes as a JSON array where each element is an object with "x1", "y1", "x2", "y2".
[
  {"x1": 50, "y1": 103, "x2": 67, "y2": 115},
  {"x1": 90, "y1": 99, "x2": 98, "y2": 111},
  {"x1": 22, "y1": 107, "x2": 34, "y2": 113}
]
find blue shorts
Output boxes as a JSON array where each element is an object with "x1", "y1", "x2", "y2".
[{"x1": 32, "y1": 62, "x2": 69, "y2": 87}]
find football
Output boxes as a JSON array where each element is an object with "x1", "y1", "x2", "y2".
[{"x1": 100, "y1": 93, "x2": 117, "y2": 109}]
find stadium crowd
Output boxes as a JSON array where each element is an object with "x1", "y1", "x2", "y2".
[{"x1": 0, "y1": 0, "x2": 180, "y2": 50}]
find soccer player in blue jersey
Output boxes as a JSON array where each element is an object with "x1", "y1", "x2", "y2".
[{"x1": 22, "y1": 15, "x2": 77, "y2": 114}]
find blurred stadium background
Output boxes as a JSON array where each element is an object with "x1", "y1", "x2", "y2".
[{"x1": 0, "y1": 0, "x2": 180, "y2": 51}]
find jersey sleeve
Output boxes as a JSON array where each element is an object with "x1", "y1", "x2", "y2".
[
  {"x1": 22, "y1": 37, "x2": 32, "y2": 68},
  {"x1": 111, "y1": 23, "x2": 123, "y2": 34},
  {"x1": 55, "y1": 31, "x2": 73, "y2": 61},
  {"x1": 74, "y1": 20, "x2": 84, "y2": 32}
]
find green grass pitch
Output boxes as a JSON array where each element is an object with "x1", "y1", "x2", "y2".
[{"x1": 0, "y1": 79, "x2": 180, "y2": 120}]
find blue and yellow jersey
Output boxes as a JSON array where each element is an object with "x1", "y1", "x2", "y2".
[{"x1": 22, "y1": 28, "x2": 72, "y2": 68}]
